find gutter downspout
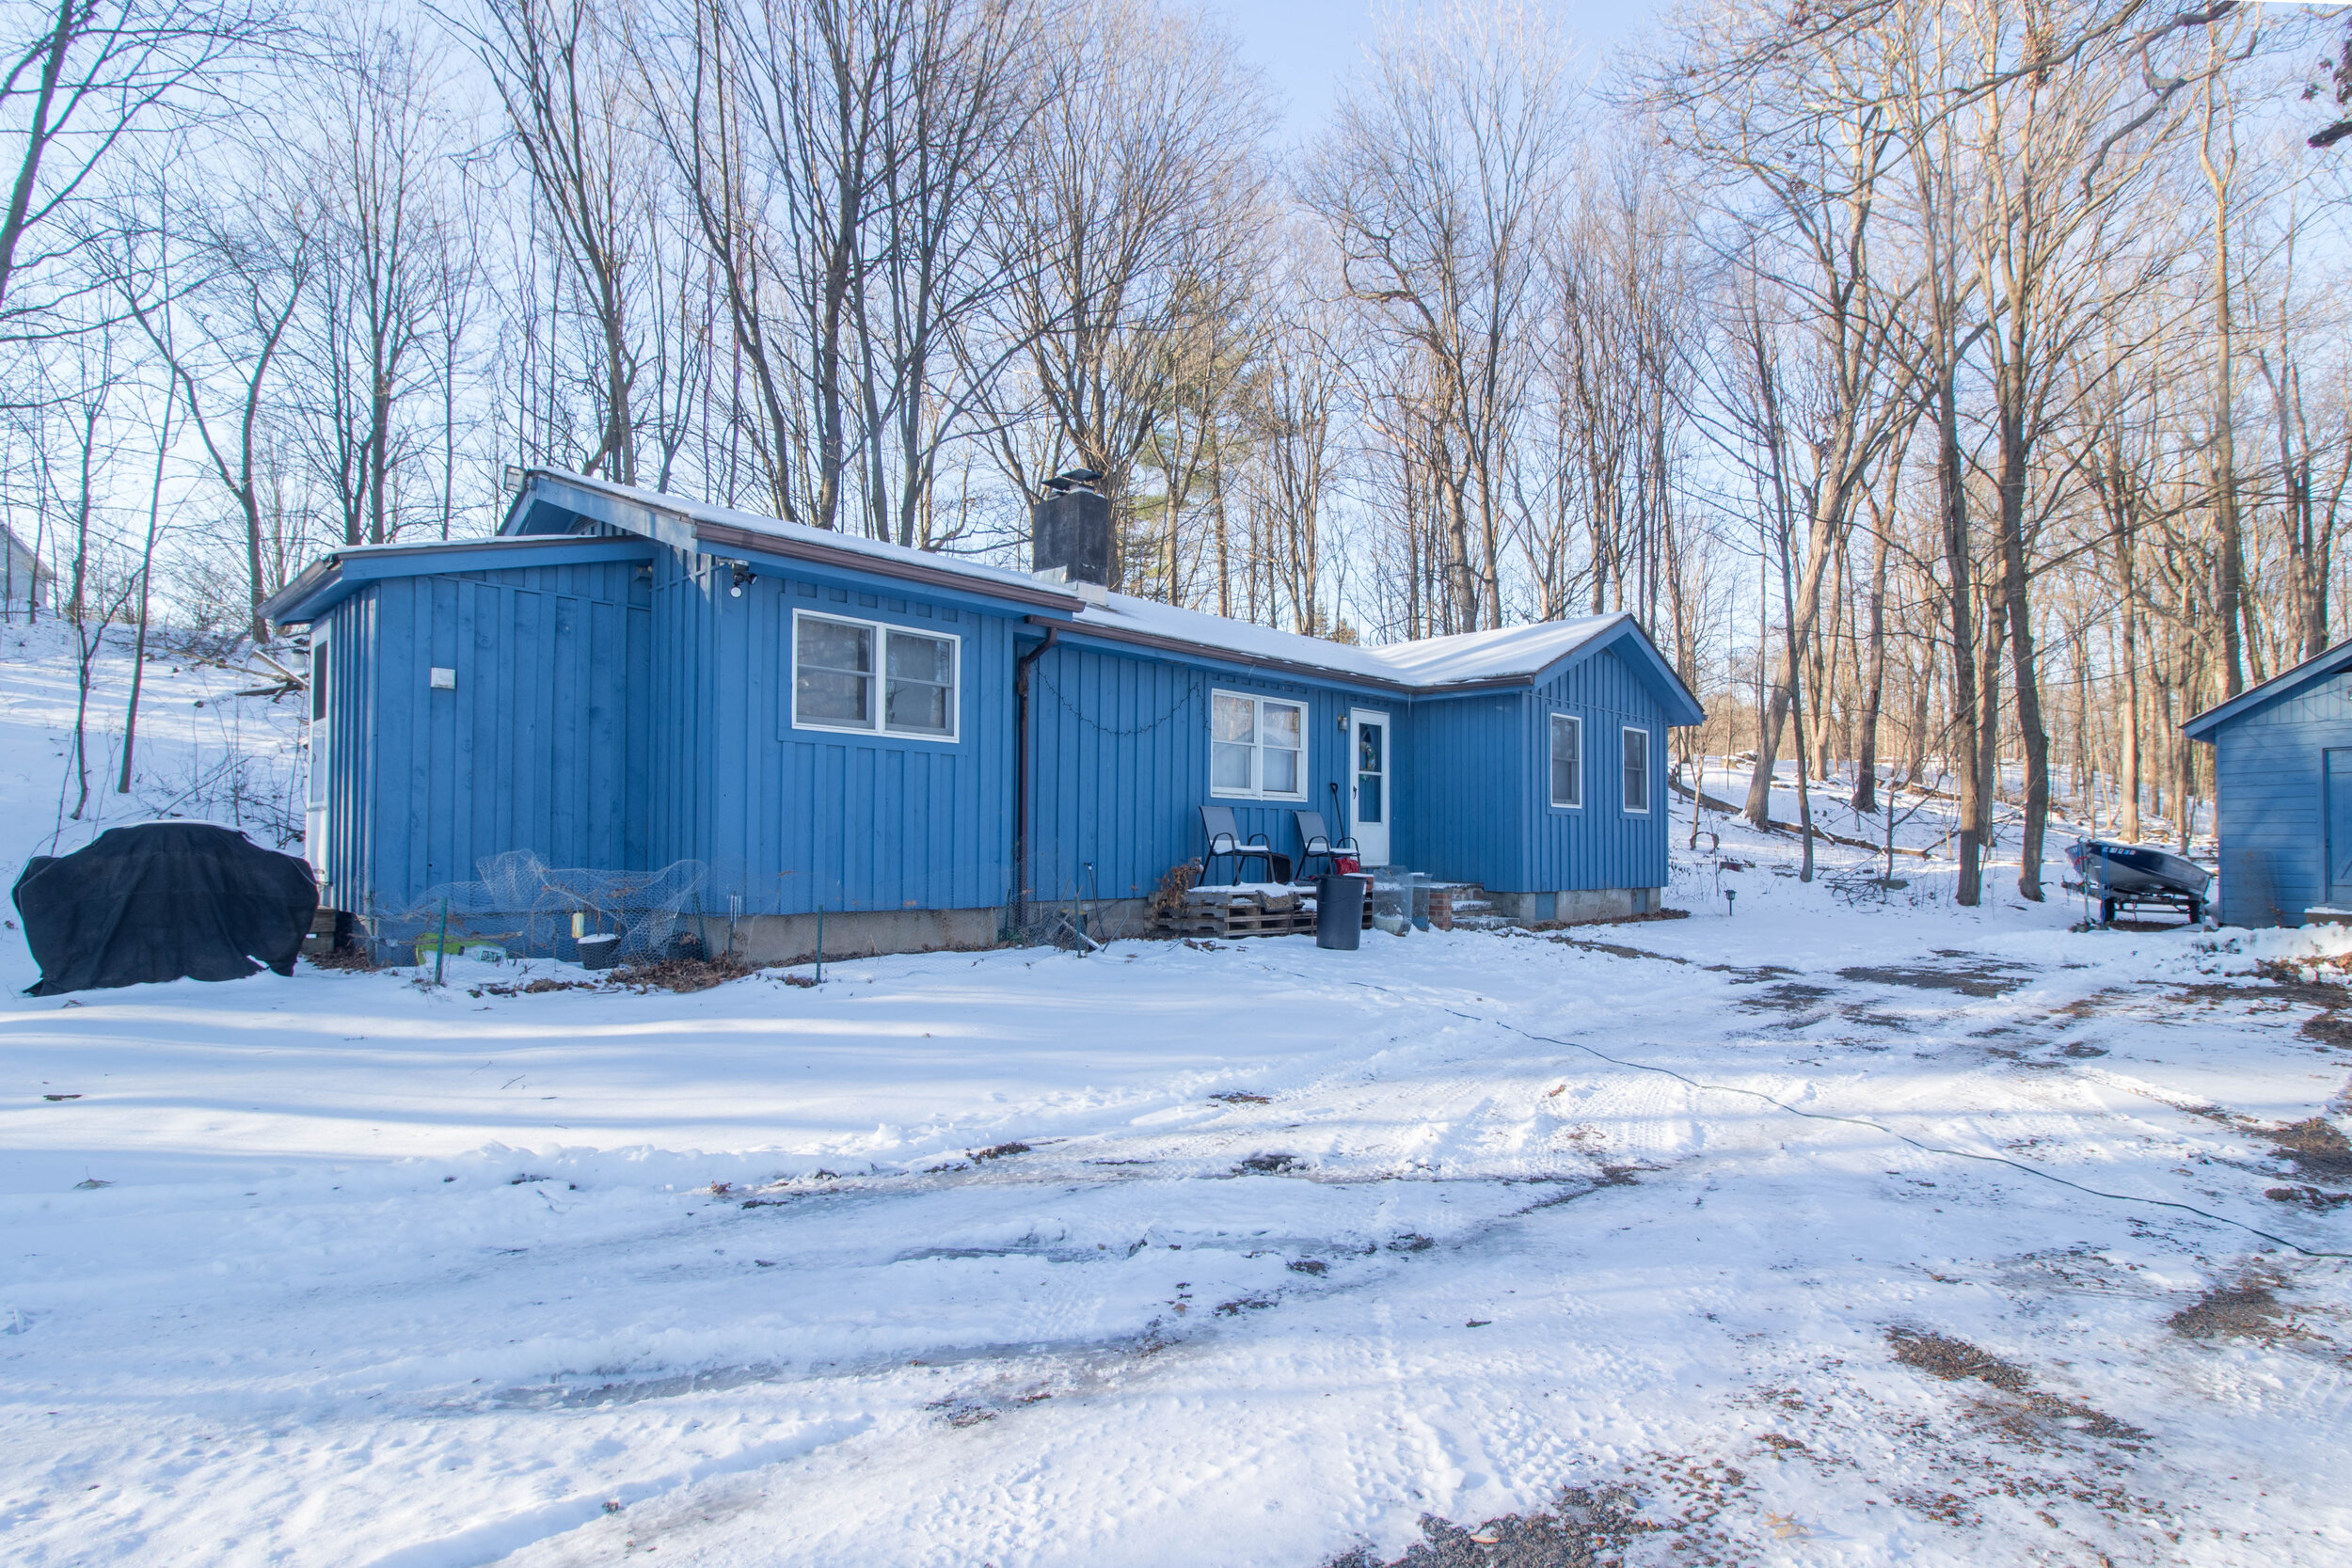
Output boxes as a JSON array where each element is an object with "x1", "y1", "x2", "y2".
[{"x1": 1013, "y1": 624, "x2": 1060, "y2": 931}]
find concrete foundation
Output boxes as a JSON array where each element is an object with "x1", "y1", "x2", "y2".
[
  {"x1": 697, "y1": 907, "x2": 1004, "y2": 967},
  {"x1": 1486, "y1": 886, "x2": 1664, "y2": 925}
]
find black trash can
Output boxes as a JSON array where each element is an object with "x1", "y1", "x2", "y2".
[{"x1": 1314, "y1": 873, "x2": 1364, "y2": 950}]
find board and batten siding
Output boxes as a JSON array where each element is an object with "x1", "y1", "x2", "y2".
[
  {"x1": 1395, "y1": 644, "x2": 1669, "y2": 896},
  {"x1": 1396, "y1": 691, "x2": 1523, "y2": 892},
  {"x1": 348, "y1": 559, "x2": 650, "y2": 915},
  {"x1": 1523, "y1": 643, "x2": 1670, "y2": 895},
  {"x1": 2209, "y1": 670, "x2": 2352, "y2": 925},
  {"x1": 312, "y1": 588, "x2": 375, "y2": 908},
  {"x1": 646, "y1": 550, "x2": 1016, "y2": 915},
  {"x1": 1024, "y1": 639, "x2": 1368, "y2": 902}
]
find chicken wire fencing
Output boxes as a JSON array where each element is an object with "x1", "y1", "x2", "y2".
[
  {"x1": 363, "y1": 849, "x2": 1185, "y2": 966},
  {"x1": 367, "y1": 851, "x2": 713, "y2": 964}
]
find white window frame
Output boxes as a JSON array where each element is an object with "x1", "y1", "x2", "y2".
[
  {"x1": 1548, "y1": 712, "x2": 1582, "y2": 810},
  {"x1": 1210, "y1": 689, "x2": 1310, "y2": 801},
  {"x1": 789, "y1": 608, "x2": 961, "y2": 743},
  {"x1": 1621, "y1": 724, "x2": 1651, "y2": 815},
  {"x1": 306, "y1": 626, "x2": 332, "y2": 882}
]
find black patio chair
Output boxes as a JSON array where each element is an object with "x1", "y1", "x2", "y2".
[
  {"x1": 1200, "y1": 804, "x2": 1291, "y2": 886},
  {"x1": 1292, "y1": 809, "x2": 1359, "y2": 879}
]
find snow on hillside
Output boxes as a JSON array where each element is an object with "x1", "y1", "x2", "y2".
[
  {"x1": 0, "y1": 616, "x2": 306, "y2": 886},
  {"x1": 2, "y1": 624, "x2": 2348, "y2": 1567}
]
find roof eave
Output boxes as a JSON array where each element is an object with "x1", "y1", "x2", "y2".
[
  {"x1": 1519, "y1": 616, "x2": 1707, "y2": 726},
  {"x1": 262, "y1": 558, "x2": 345, "y2": 626},
  {"x1": 1032, "y1": 615, "x2": 1424, "y2": 692},
  {"x1": 2183, "y1": 635, "x2": 2352, "y2": 739},
  {"x1": 263, "y1": 536, "x2": 660, "y2": 627},
  {"x1": 510, "y1": 470, "x2": 1085, "y2": 616},
  {"x1": 695, "y1": 518, "x2": 1083, "y2": 614}
]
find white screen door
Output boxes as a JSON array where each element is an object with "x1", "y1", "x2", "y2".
[{"x1": 1350, "y1": 708, "x2": 1391, "y2": 866}]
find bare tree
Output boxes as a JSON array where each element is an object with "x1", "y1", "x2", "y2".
[
  {"x1": 293, "y1": 15, "x2": 458, "y2": 546},
  {"x1": 1305, "y1": 1, "x2": 1568, "y2": 632},
  {"x1": 0, "y1": 0, "x2": 282, "y2": 338},
  {"x1": 984, "y1": 0, "x2": 1269, "y2": 577}
]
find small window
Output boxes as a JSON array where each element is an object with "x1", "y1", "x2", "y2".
[
  {"x1": 1549, "y1": 713, "x2": 1581, "y2": 808},
  {"x1": 883, "y1": 629, "x2": 954, "y2": 736},
  {"x1": 792, "y1": 610, "x2": 959, "y2": 740},
  {"x1": 1210, "y1": 689, "x2": 1308, "y2": 800},
  {"x1": 307, "y1": 629, "x2": 331, "y2": 808},
  {"x1": 1622, "y1": 725, "x2": 1650, "y2": 814}
]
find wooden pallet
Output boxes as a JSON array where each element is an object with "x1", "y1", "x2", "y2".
[
  {"x1": 1158, "y1": 903, "x2": 1320, "y2": 939},
  {"x1": 1157, "y1": 886, "x2": 1382, "y2": 940}
]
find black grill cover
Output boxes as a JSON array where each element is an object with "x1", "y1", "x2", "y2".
[{"x1": 11, "y1": 823, "x2": 319, "y2": 996}]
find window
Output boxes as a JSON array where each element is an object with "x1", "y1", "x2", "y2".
[
  {"x1": 306, "y1": 629, "x2": 331, "y2": 807},
  {"x1": 1549, "y1": 713, "x2": 1581, "y2": 809},
  {"x1": 1622, "y1": 725, "x2": 1651, "y2": 814},
  {"x1": 792, "y1": 610, "x2": 959, "y2": 740},
  {"x1": 1211, "y1": 689, "x2": 1307, "y2": 800}
]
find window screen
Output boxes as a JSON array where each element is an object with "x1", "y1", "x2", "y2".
[
  {"x1": 1622, "y1": 725, "x2": 1650, "y2": 814},
  {"x1": 1549, "y1": 714, "x2": 1581, "y2": 808},
  {"x1": 1211, "y1": 690, "x2": 1308, "y2": 800},
  {"x1": 792, "y1": 610, "x2": 959, "y2": 739},
  {"x1": 884, "y1": 630, "x2": 953, "y2": 736},
  {"x1": 796, "y1": 615, "x2": 873, "y2": 726}
]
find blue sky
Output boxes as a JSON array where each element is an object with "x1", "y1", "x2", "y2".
[{"x1": 1202, "y1": 0, "x2": 1675, "y2": 146}]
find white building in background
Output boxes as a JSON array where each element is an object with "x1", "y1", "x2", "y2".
[{"x1": 3, "y1": 523, "x2": 50, "y2": 614}]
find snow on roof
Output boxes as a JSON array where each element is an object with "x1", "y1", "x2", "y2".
[
  {"x1": 522, "y1": 469, "x2": 1071, "y2": 603},
  {"x1": 519, "y1": 471, "x2": 1650, "y2": 691},
  {"x1": 1071, "y1": 592, "x2": 1631, "y2": 689}
]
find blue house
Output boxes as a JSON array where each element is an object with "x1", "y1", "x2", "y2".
[
  {"x1": 264, "y1": 470, "x2": 1704, "y2": 960},
  {"x1": 2185, "y1": 638, "x2": 2352, "y2": 927}
]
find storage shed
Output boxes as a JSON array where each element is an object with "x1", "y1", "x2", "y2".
[
  {"x1": 2183, "y1": 637, "x2": 2352, "y2": 927},
  {"x1": 264, "y1": 470, "x2": 1704, "y2": 961}
]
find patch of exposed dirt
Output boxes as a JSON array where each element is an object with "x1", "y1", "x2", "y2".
[
  {"x1": 468, "y1": 975, "x2": 603, "y2": 998},
  {"x1": 2169, "y1": 1099, "x2": 2352, "y2": 1183},
  {"x1": 2301, "y1": 1013, "x2": 2352, "y2": 1049},
  {"x1": 1886, "y1": 1328, "x2": 2147, "y2": 1446},
  {"x1": 1550, "y1": 937, "x2": 1689, "y2": 964},
  {"x1": 2268, "y1": 1117, "x2": 2352, "y2": 1180},
  {"x1": 2168, "y1": 1275, "x2": 2300, "y2": 1344},
  {"x1": 1839, "y1": 961, "x2": 2032, "y2": 998},
  {"x1": 1737, "y1": 982, "x2": 1834, "y2": 1014},
  {"x1": 1709, "y1": 962, "x2": 1800, "y2": 983},
  {"x1": 610, "y1": 953, "x2": 760, "y2": 992},
  {"x1": 2265, "y1": 1184, "x2": 2352, "y2": 1211},
  {"x1": 1324, "y1": 1484, "x2": 1658, "y2": 1568},
  {"x1": 1888, "y1": 1328, "x2": 2032, "y2": 1391},
  {"x1": 1236, "y1": 1152, "x2": 1305, "y2": 1175}
]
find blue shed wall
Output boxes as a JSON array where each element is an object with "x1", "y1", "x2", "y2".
[
  {"x1": 1022, "y1": 639, "x2": 1373, "y2": 901},
  {"x1": 1396, "y1": 691, "x2": 1525, "y2": 890},
  {"x1": 2208, "y1": 669, "x2": 2352, "y2": 926},
  {"x1": 1025, "y1": 635, "x2": 1678, "y2": 900},
  {"x1": 345, "y1": 559, "x2": 651, "y2": 914},
  {"x1": 646, "y1": 549, "x2": 1017, "y2": 914},
  {"x1": 1523, "y1": 642, "x2": 1671, "y2": 893}
]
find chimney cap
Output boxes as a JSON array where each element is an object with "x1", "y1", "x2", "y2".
[{"x1": 1043, "y1": 467, "x2": 1104, "y2": 496}]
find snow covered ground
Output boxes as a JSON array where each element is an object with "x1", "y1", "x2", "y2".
[{"x1": 3, "y1": 622, "x2": 2349, "y2": 1566}]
